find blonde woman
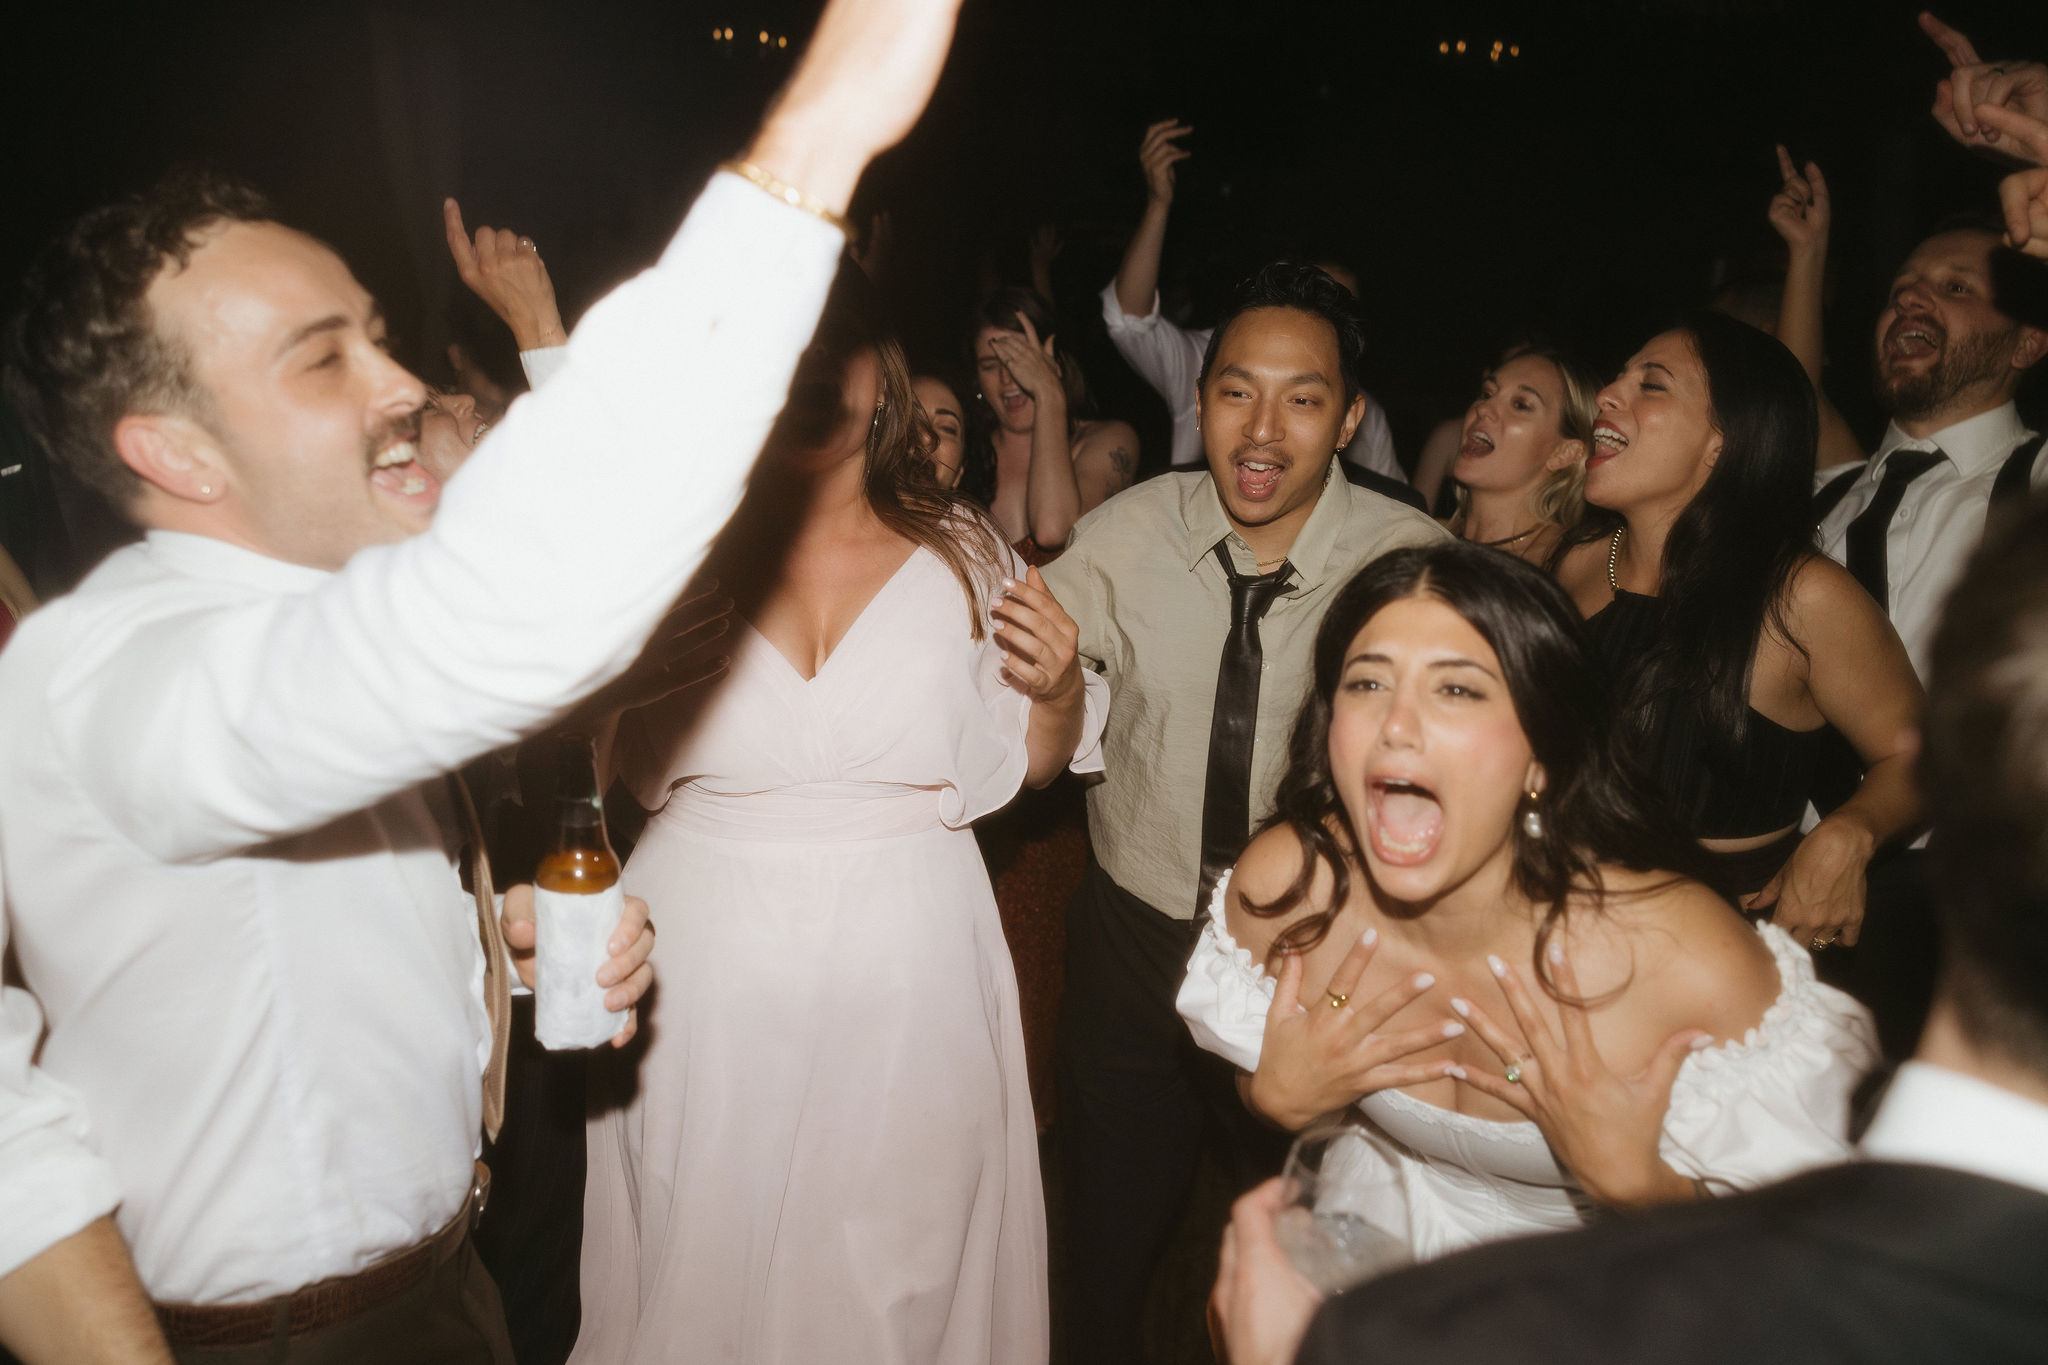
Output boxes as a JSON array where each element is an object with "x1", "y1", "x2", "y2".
[{"x1": 1444, "y1": 343, "x2": 1599, "y2": 568}]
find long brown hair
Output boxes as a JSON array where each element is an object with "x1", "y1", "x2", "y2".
[{"x1": 819, "y1": 261, "x2": 1005, "y2": 638}]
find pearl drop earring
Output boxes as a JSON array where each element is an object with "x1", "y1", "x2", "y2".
[{"x1": 1520, "y1": 790, "x2": 1544, "y2": 840}]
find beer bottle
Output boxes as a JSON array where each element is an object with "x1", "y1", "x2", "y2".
[{"x1": 532, "y1": 734, "x2": 629, "y2": 1049}]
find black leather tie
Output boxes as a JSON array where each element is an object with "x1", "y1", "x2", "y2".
[
  {"x1": 1845, "y1": 449, "x2": 1942, "y2": 610},
  {"x1": 1197, "y1": 542, "x2": 1294, "y2": 916}
]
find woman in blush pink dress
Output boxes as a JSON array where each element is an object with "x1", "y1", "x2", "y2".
[{"x1": 572, "y1": 264, "x2": 1104, "y2": 1365}]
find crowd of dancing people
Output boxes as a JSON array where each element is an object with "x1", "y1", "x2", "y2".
[{"x1": 1, "y1": 1, "x2": 2047, "y2": 1363}]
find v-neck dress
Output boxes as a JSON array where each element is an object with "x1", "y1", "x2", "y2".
[{"x1": 571, "y1": 546, "x2": 1105, "y2": 1365}]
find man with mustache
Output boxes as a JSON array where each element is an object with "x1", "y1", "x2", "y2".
[
  {"x1": 0, "y1": 0, "x2": 967, "y2": 1358},
  {"x1": 1043, "y1": 262, "x2": 1443, "y2": 1364}
]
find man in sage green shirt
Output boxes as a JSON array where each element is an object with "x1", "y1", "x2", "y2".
[{"x1": 1041, "y1": 263, "x2": 1444, "y2": 1364}]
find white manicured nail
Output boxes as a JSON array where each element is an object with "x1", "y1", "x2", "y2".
[
  {"x1": 1450, "y1": 997, "x2": 1471, "y2": 1017},
  {"x1": 1442, "y1": 1021, "x2": 1465, "y2": 1038},
  {"x1": 1412, "y1": 972, "x2": 1435, "y2": 991},
  {"x1": 1486, "y1": 954, "x2": 1508, "y2": 977},
  {"x1": 1360, "y1": 927, "x2": 1377, "y2": 947}
]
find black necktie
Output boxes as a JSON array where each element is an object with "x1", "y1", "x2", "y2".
[
  {"x1": 1813, "y1": 448, "x2": 1943, "y2": 816},
  {"x1": 1845, "y1": 449, "x2": 1942, "y2": 610},
  {"x1": 1197, "y1": 542, "x2": 1293, "y2": 916}
]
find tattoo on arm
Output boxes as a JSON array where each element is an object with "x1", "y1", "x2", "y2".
[{"x1": 1107, "y1": 445, "x2": 1134, "y2": 489}]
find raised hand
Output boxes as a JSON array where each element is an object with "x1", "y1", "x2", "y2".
[
  {"x1": 1921, "y1": 12, "x2": 2048, "y2": 161},
  {"x1": 1139, "y1": 118, "x2": 1193, "y2": 207},
  {"x1": 991, "y1": 567, "x2": 1081, "y2": 701},
  {"x1": 1247, "y1": 929, "x2": 1464, "y2": 1131},
  {"x1": 442, "y1": 198, "x2": 567, "y2": 352},
  {"x1": 1767, "y1": 146, "x2": 1831, "y2": 258},
  {"x1": 985, "y1": 314, "x2": 1065, "y2": 415},
  {"x1": 561, "y1": 583, "x2": 735, "y2": 728},
  {"x1": 1447, "y1": 946, "x2": 1710, "y2": 1209},
  {"x1": 1028, "y1": 222, "x2": 1064, "y2": 274},
  {"x1": 1979, "y1": 104, "x2": 2048, "y2": 258},
  {"x1": 745, "y1": 0, "x2": 967, "y2": 211}
]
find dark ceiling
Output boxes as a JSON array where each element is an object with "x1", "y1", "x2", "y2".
[{"x1": 6, "y1": 0, "x2": 2047, "y2": 463}]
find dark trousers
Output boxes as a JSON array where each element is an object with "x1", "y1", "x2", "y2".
[
  {"x1": 1055, "y1": 860, "x2": 1289, "y2": 1365},
  {"x1": 169, "y1": 1236, "x2": 512, "y2": 1365},
  {"x1": 1819, "y1": 847, "x2": 1941, "y2": 1061},
  {"x1": 474, "y1": 996, "x2": 588, "y2": 1365}
]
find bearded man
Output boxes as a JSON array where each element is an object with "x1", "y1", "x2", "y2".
[{"x1": 1815, "y1": 223, "x2": 2047, "y2": 679}]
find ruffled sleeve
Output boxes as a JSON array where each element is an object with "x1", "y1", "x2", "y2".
[
  {"x1": 1658, "y1": 923, "x2": 1880, "y2": 1191},
  {"x1": 951, "y1": 541, "x2": 1109, "y2": 826},
  {"x1": 1175, "y1": 869, "x2": 1277, "y2": 1074}
]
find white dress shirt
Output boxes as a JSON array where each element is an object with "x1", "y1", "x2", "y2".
[
  {"x1": 0, "y1": 172, "x2": 842, "y2": 1299},
  {"x1": 1860, "y1": 1061, "x2": 2048, "y2": 1200},
  {"x1": 1815, "y1": 403, "x2": 2043, "y2": 682},
  {"x1": 1096, "y1": 281, "x2": 1402, "y2": 479}
]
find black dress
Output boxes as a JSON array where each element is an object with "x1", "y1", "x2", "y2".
[{"x1": 1586, "y1": 590, "x2": 1823, "y2": 899}]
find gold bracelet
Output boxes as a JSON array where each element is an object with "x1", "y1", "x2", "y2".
[{"x1": 717, "y1": 160, "x2": 851, "y2": 239}]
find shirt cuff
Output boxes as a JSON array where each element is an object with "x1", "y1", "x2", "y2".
[
  {"x1": 519, "y1": 346, "x2": 570, "y2": 393},
  {"x1": 1098, "y1": 278, "x2": 1165, "y2": 333}
]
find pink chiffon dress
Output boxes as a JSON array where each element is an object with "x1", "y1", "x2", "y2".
[{"x1": 571, "y1": 545, "x2": 1104, "y2": 1364}]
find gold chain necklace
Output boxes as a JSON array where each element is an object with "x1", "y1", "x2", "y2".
[{"x1": 1481, "y1": 525, "x2": 1540, "y2": 549}]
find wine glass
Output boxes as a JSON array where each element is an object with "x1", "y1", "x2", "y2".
[{"x1": 1271, "y1": 1112, "x2": 1413, "y2": 1293}]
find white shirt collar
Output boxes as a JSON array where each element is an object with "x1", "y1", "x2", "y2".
[
  {"x1": 142, "y1": 529, "x2": 334, "y2": 593},
  {"x1": 1871, "y1": 403, "x2": 2029, "y2": 477},
  {"x1": 1859, "y1": 1060, "x2": 2048, "y2": 1199}
]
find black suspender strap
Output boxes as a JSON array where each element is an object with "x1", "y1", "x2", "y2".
[
  {"x1": 1812, "y1": 464, "x2": 1864, "y2": 524},
  {"x1": 1991, "y1": 433, "x2": 2046, "y2": 508}
]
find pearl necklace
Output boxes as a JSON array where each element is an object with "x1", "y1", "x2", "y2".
[{"x1": 1606, "y1": 527, "x2": 1625, "y2": 592}]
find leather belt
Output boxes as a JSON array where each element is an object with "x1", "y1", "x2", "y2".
[{"x1": 154, "y1": 1161, "x2": 491, "y2": 1349}]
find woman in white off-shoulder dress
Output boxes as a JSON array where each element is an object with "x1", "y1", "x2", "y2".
[
  {"x1": 573, "y1": 265, "x2": 1104, "y2": 1364},
  {"x1": 1177, "y1": 541, "x2": 1878, "y2": 1262}
]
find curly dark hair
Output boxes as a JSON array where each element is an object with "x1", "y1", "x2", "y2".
[
  {"x1": 1245, "y1": 540, "x2": 1707, "y2": 999},
  {"x1": 1198, "y1": 262, "x2": 1366, "y2": 406},
  {"x1": 4, "y1": 171, "x2": 275, "y2": 515}
]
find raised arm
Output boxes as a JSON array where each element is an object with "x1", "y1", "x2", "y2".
[
  {"x1": 1978, "y1": 105, "x2": 2048, "y2": 260},
  {"x1": 443, "y1": 201, "x2": 567, "y2": 352},
  {"x1": 1113, "y1": 119, "x2": 1190, "y2": 319},
  {"x1": 1766, "y1": 148, "x2": 1864, "y2": 471},
  {"x1": 59, "y1": 0, "x2": 968, "y2": 863},
  {"x1": 1921, "y1": 12, "x2": 2048, "y2": 164}
]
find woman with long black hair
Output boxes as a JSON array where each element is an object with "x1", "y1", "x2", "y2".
[
  {"x1": 1176, "y1": 542, "x2": 1877, "y2": 1259},
  {"x1": 1552, "y1": 312, "x2": 1924, "y2": 952}
]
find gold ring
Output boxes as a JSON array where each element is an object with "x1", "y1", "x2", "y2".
[
  {"x1": 1810, "y1": 935, "x2": 1836, "y2": 951},
  {"x1": 1325, "y1": 991, "x2": 1349, "y2": 1010}
]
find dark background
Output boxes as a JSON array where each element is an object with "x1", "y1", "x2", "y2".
[{"x1": 6, "y1": 0, "x2": 2048, "y2": 492}]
